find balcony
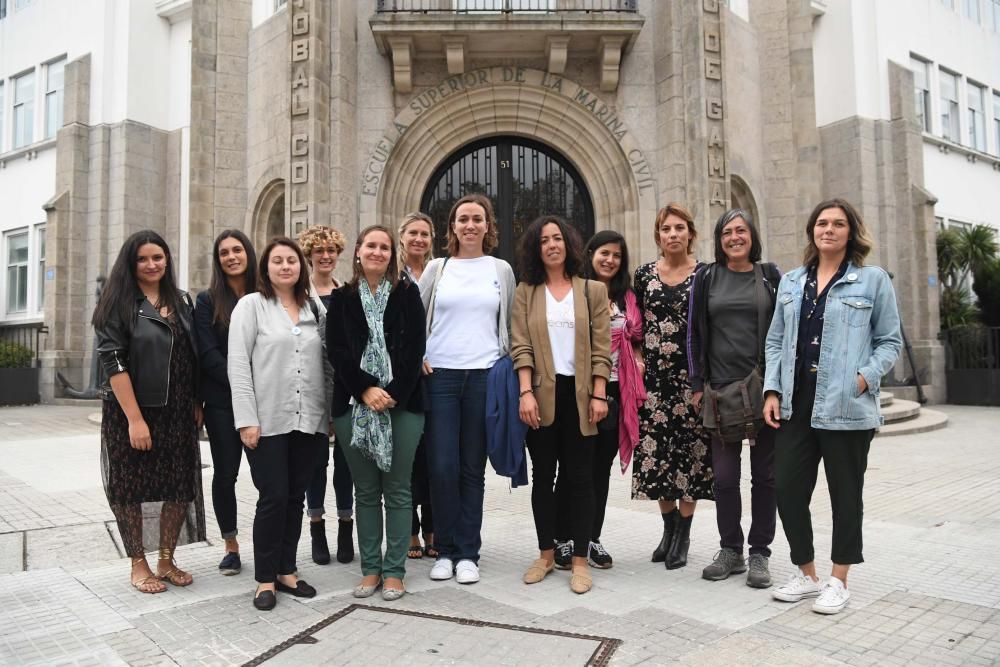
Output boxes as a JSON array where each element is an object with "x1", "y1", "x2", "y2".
[{"x1": 370, "y1": 0, "x2": 644, "y2": 92}]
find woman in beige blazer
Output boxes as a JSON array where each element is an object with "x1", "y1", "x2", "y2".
[{"x1": 512, "y1": 215, "x2": 612, "y2": 594}]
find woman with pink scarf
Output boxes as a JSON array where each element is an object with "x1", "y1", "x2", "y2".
[{"x1": 551, "y1": 231, "x2": 646, "y2": 570}]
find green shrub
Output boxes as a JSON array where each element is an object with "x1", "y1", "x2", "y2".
[
  {"x1": 973, "y1": 258, "x2": 1000, "y2": 327},
  {"x1": 0, "y1": 341, "x2": 34, "y2": 369}
]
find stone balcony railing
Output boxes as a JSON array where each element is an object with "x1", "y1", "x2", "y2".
[{"x1": 371, "y1": 0, "x2": 643, "y2": 92}]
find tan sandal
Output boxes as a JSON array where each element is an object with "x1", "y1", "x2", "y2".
[
  {"x1": 157, "y1": 548, "x2": 193, "y2": 587},
  {"x1": 130, "y1": 557, "x2": 167, "y2": 594},
  {"x1": 523, "y1": 558, "x2": 555, "y2": 584},
  {"x1": 570, "y1": 565, "x2": 592, "y2": 594}
]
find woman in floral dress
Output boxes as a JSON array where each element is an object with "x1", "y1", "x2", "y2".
[{"x1": 633, "y1": 203, "x2": 713, "y2": 571}]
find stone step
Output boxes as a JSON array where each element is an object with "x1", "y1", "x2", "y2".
[
  {"x1": 880, "y1": 392, "x2": 894, "y2": 407},
  {"x1": 881, "y1": 398, "x2": 921, "y2": 423},
  {"x1": 51, "y1": 397, "x2": 102, "y2": 407},
  {"x1": 876, "y1": 408, "x2": 950, "y2": 437}
]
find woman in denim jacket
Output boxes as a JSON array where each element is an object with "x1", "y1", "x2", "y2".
[{"x1": 762, "y1": 198, "x2": 901, "y2": 616}]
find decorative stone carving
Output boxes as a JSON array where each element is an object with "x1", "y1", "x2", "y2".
[
  {"x1": 389, "y1": 36, "x2": 415, "y2": 93},
  {"x1": 546, "y1": 35, "x2": 570, "y2": 74},
  {"x1": 442, "y1": 35, "x2": 467, "y2": 75},
  {"x1": 598, "y1": 35, "x2": 625, "y2": 92}
]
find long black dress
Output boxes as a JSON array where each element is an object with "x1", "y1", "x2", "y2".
[
  {"x1": 100, "y1": 317, "x2": 206, "y2": 556},
  {"x1": 631, "y1": 261, "x2": 714, "y2": 502}
]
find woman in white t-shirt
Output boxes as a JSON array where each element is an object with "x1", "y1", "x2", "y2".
[
  {"x1": 418, "y1": 194, "x2": 515, "y2": 585},
  {"x1": 511, "y1": 215, "x2": 612, "y2": 595}
]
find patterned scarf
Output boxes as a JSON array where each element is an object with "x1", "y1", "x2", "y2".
[{"x1": 350, "y1": 279, "x2": 394, "y2": 472}]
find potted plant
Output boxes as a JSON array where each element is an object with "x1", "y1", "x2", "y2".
[{"x1": 0, "y1": 341, "x2": 40, "y2": 406}]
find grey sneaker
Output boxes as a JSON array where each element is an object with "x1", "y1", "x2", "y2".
[
  {"x1": 746, "y1": 553, "x2": 772, "y2": 588},
  {"x1": 701, "y1": 548, "x2": 746, "y2": 581}
]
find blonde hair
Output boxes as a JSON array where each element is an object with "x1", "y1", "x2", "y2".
[
  {"x1": 397, "y1": 212, "x2": 435, "y2": 271},
  {"x1": 297, "y1": 225, "x2": 347, "y2": 262}
]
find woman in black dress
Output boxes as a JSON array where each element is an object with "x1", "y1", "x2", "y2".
[
  {"x1": 93, "y1": 230, "x2": 206, "y2": 594},
  {"x1": 632, "y1": 203, "x2": 713, "y2": 571}
]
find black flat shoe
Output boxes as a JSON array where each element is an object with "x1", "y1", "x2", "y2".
[
  {"x1": 276, "y1": 579, "x2": 317, "y2": 598},
  {"x1": 253, "y1": 589, "x2": 276, "y2": 611}
]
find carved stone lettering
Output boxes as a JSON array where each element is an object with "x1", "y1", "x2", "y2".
[
  {"x1": 708, "y1": 150, "x2": 725, "y2": 177},
  {"x1": 705, "y1": 28, "x2": 720, "y2": 53},
  {"x1": 292, "y1": 66, "x2": 309, "y2": 90},
  {"x1": 292, "y1": 39, "x2": 309, "y2": 62},
  {"x1": 292, "y1": 13, "x2": 309, "y2": 35},
  {"x1": 705, "y1": 56, "x2": 722, "y2": 81},
  {"x1": 708, "y1": 126, "x2": 724, "y2": 148},
  {"x1": 710, "y1": 181, "x2": 727, "y2": 206},
  {"x1": 291, "y1": 133, "x2": 308, "y2": 156},
  {"x1": 292, "y1": 162, "x2": 308, "y2": 184},
  {"x1": 291, "y1": 90, "x2": 308, "y2": 116},
  {"x1": 703, "y1": 0, "x2": 719, "y2": 12},
  {"x1": 707, "y1": 98, "x2": 723, "y2": 119},
  {"x1": 290, "y1": 188, "x2": 309, "y2": 212}
]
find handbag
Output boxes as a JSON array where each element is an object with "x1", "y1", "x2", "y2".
[{"x1": 701, "y1": 264, "x2": 770, "y2": 446}]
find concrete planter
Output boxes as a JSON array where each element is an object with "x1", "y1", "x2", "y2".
[{"x1": 0, "y1": 367, "x2": 41, "y2": 406}]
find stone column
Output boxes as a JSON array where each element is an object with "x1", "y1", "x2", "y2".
[{"x1": 287, "y1": 0, "x2": 331, "y2": 237}]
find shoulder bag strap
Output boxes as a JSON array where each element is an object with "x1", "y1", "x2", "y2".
[
  {"x1": 425, "y1": 257, "x2": 449, "y2": 334},
  {"x1": 753, "y1": 263, "x2": 768, "y2": 369}
]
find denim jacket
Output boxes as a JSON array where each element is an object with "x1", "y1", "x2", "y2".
[{"x1": 763, "y1": 262, "x2": 902, "y2": 430}]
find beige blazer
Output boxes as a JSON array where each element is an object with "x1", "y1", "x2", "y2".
[{"x1": 511, "y1": 276, "x2": 612, "y2": 437}]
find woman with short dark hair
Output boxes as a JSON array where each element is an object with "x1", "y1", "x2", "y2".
[
  {"x1": 195, "y1": 229, "x2": 257, "y2": 576},
  {"x1": 688, "y1": 209, "x2": 780, "y2": 588},
  {"x1": 513, "y1": 215, "x2": 611, "y2": 595},
  {"x1": 228, "y1": 237, "x2": 333, "y2": 611},
  {"x1": 93, "y1": 230, "x2": 205, "y2": 594},
  {"x1": 764, "y1": 198, "x2": 901, "y2": 615}
]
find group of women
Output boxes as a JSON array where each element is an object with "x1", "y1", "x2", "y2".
[{"x1": 92, "y1": 194, "x2": 901, "y2": 615}]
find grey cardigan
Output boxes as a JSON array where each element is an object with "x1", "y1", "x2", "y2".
[{"x1": 418, "y1": 256, "x2": 516, "y2": 357}]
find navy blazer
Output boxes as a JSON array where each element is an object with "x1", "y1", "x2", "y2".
[
  {"x1": 194, "y1": 290, "x2": 232, "y2": 409},
  {"x1": 326, "y1": 277, "x2": 426, "y2": 417}
]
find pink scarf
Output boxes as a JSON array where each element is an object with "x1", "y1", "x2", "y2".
[{"x1": 613, "y1": 290, "x2": 647, "y2": 473}]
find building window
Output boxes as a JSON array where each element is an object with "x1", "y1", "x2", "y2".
[
  {"x1": 939, "y1": 69, "x2": 961, "y2": 143},
  {"x1": 911, "y1": 57, "x2": 931, "y2": 132},
  {"x1": 35, "y1": 225, "x2": 45, "y2": 311},
  {"x1": 993, "y1": 91, "x2": 1000, "y2": 155},
  {"x1": 968, "y1": 81, "x2": 986, "y2": 151},
  {"x1": 964, "y1": 0, "x2": 981, "y2": 22},
  {"x1": 0, "y1": 82, "x2": 5, "y2": 152},
  {"x1": 941, "y1": 0, "x2": 955, "y2": 8},
  {"x1": 992, "y1": 0, "x2": 1000, "y2": 30},
  {"x1": 0, "y1": 0, "x2": 6, "y2": 20},
  {"x1": 14, "y1": 0, "x2": 32, "y2": 9},
  {"x1": 12, "y1": 70, "x2": 34, "y2": 150},
  {"x1": 274, "y1": 0, "x2": 286, "y2": 10},
  {"x1": 44, "y1": 58, "x2": 64, "y2": 139},
  {"x1": 5, "y1": 231, "x2": 29, "y2": 314}
]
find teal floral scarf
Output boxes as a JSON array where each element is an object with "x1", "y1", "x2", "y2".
[{"x1": 350, "y1": 278, "x2": 394, "y2": 471}]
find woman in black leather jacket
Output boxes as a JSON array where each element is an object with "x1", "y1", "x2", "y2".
[{"x1": 93, "y1": 230, "x2": 206, "y2": 594}]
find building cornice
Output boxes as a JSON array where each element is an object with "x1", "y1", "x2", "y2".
[{"x1": 155, "y1": 0, "x2": 193, "y2": 23}]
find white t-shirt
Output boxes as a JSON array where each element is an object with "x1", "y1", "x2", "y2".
[
  {"x1": 546, "y1": 286, "x2": 576, "y2": 376},
  {"x1": 425, "y1": 256, "x2": 502, "y2": 369},
  {"x1": 609, "y1": 300, "x2": 625, "y2": 382}
]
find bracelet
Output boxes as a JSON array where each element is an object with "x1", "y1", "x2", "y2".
[
  {"x1": 590, "y1": 395, "x2": 608, "y2": 402},
  {"x1": 519, "y1": 388, "x2": 533, "y2": 397}
]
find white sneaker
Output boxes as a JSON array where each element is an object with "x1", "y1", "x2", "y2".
[
  {"x1": 812, "y1": 577, "x2": 851, "y2": 615},
  {"x1": 429, "y1": 557, "x2": 454, "y2": 581},
  {"x1": 455, "y1": 559, "x2": 480, "y2": 585},
  {"x1": 771, "y1": 571, "x2": 821, "y2": 602}
]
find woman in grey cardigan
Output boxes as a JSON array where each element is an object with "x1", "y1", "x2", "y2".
[
  {"x1": 418, "y1": 194, "x2": 515, "y2": 585},
  {"x1": 228, "y1": 237, "x2": 333, "y2": 611}
]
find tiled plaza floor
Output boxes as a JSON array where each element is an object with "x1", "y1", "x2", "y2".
[{"x1": 0, "y1": 403, "x2": 998, "y2": 665}]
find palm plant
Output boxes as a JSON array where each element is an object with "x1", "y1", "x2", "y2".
[{"x1": 937, "y1": 225, "x2": 999, "y2": 330}]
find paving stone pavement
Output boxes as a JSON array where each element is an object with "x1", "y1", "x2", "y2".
[{"x1": 0, "y1": 403, "x2": 998, "y2": 665}]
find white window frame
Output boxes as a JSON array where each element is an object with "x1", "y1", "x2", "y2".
[
  {"x1": 0, "y1": 81, "x2": 5, "y2": 153},
  {"x1": 44, "y1": 57, "x2": 65, "y2": 140},
  {"x1": 4, "y1": 229, "x2": 30, "y2": 316},
  {"x1": 274, "y1": 0, "x2": 286, "y2": 11},
  {"x1": 13, "y1": 0, "x2": 32, "y2": 10},
  {"x1": 939, "y1": 68, "x2": 961, "y2": 143},
  {"x1": 968, "y1": 80, "x2": 986, "y2": 151},
  {"x1": 941, "y1": 0, "x2": 956, "y2": 9},
  {"x1": 991, "y1": 0, "x2": 1000, "y2": 30},
  {"x1": 993, "y1": 91, "x2": 1000, "y2": 156},
  {"x1": 911, "y1": 56, "x2": 932, "y2": 133},
  {"x1": 964, "y1": 0, "x2": 981, "y2": 22},
  {"x1": 35, "y1": 224, "x2": 45, "y2": 313},
  {"x1": 12, "y1": 68, "x2": 35, "y2": 150},
  {"x1": 0, "y1": 0, "x2": 5, "y2": 21}
]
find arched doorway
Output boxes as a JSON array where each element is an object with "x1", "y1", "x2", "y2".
[
  {"x1": 251, "y1": 179, "x2": 286, "y2": 250},
  {"x1": 420, "y1": 137, "x2": 594, "y2": 264}
]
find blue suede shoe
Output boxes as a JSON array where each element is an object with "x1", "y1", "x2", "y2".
[{"x1": 219, "y1": 552, "x2": 242, "y2": 576}]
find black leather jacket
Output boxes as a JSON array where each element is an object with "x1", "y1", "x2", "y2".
[{"x1": 95, "y1": 291, "x2": 198, "y2": 407}]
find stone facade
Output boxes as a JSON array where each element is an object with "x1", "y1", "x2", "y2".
[{"x1": 38, "y1": 0, "x2": 943, "y2": 401}]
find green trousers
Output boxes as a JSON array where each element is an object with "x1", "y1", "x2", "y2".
[{"x1": 333, "y1": 409, "x2": 424, "y2": 580}]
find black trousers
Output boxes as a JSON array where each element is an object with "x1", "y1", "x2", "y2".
[
  {"x1": 204, "y1": 405, "x2": 244, "y2": 540},
  {"x1": 775, "y1": 376, "x2": 873, "y2": 566},
  {"x1": 245, "y1": 430, "x2": 327, "y2": 583},
  {"x1": 710, "y1": 426, "x2": 776, "y2": 557},
  {"x1": 526, "y1": 375, "x2": 595, "y2": 559},
  {"x1": 556, "y1": 382, "x2": 619, "y2": 543},
  {"x1": 410, "y1": 434, "x2": 434, "y2": 536}
]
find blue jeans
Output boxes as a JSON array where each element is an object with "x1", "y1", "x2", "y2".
[
  {"x1": 424, "y1": 368, "x2": 488, "y2": 564},
  {"x1": 305, "y1": 440, "x2": 354, "y2": 519}
]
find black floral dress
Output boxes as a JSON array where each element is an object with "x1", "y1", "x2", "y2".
[
  {"x1": 631, "y1": 261, "x2": 713, "y2": 502},
  {"x1": 101, "y1": 317, "x2": 206, "y2": 555}
]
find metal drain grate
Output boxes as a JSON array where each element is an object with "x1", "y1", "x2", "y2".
[{"x1": 245, "y1": 604, "x2": 622, "y2": 666}]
